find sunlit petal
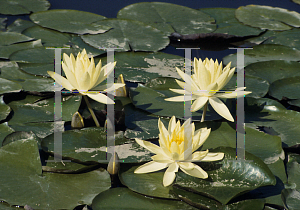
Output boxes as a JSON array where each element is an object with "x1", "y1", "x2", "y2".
[
  {"x1": 201, "y1": 152, "x2": 224, "y2": 162},
  {"x1": 86, "y1": 93, "x2": 114, "y2": 104},
  {"x1": 163, "y1": 163, "x2": 178, "y2": 186},
  {"x1": 134, "y1": 161, "x2": 169, "y2": 174},
  {"x1": 191, "y1": 97, "x2": 208, "y2": 112},
  {"x1": 209, "y1": 97, "x2": 234, "y2": 122},
  {"x1": 135, "y1": 139, "x2": 163, "y2": 154},
  {"x1": 181, "y1": 164, "x2": 208, "y2": 179},
  {"x1": 47, "y1": 71, "x2": 75, "y2": 91}
]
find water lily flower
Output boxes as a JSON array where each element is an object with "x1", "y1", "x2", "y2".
[
  {"x1": 47, "y1": 49, "x2": 124, "y2": 104},
  {"x1": 134, "y1": 116, "x2": 224, "y2": 187},
  {"x1": 115, "y1": 74, "x2": 127, "y2": 97},
  {"x1": 165, "y1": 58, "x2": 251, "y2": 122}
]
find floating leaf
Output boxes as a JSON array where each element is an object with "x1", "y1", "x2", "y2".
[
  {"x1": 30, "y1": 9, "x2": 110, "y2": 34},
  {"x1": 0, "y1": 0, "x2": 50, "y2": 15},
  {"x1": 269, "y1": 76, "x2": 300, "y2": 100},
  {"x1": 0, "y1": 78, "x2": 22, "y2": 94},
  {"x1": 0, "y1": 123, "x2": 14, "y2": 146},
  {"x1": 6, "y1": 18, "x2": 36, "y2": 33},
  {"x1": 117, "y1": 2, "x2": 216, "y2": 35},
  {"x1": 0, "y1": 96, "x2": 11, "y2": 121},
  {"x1": 81, "y1": 18, "x2": 169, "y2": 52},
  {"x1": 293, "y1": 0, "x2": 300, "y2": 5},
  {"x1": 281, "y1": 189, "x2": 300, "y2": 210},
  {"x1": 92, "y1": 188, "x2": 197, "y2": 210},
  {"x1": 200, "y1": 8, "x2": 263, "y2": 36},
  {"x1": 0, "y1": 17, "x2": 6, "y2": 30},
  {"x1": 0, "y1": 138, "x2": 110, "y2": 209},
  {"x1": 17, "y1": 63, "x2": 58, "y2": 77},
  {"x1": 223, "y1": 44, "x2": 300, "y2": 68},
  {"x1": 264, "y1": 28, "x2": 300, "y2": 51},
  {"x1": 0, "y1": 32, "x2": 33, "y2": 46},
  {"x1": 235, "y1": 5, "x2": 300, "y2": 30}
]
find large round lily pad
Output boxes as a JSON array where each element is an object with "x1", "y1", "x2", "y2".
[
  {"x1": 0, "y1": 78, "x2": 22, "y2": 94},
  {"x1": 264, "y1": 28, "x2": 300, "y2": 51},
  {"x1": 7, "y1": 19, "x2": 36, "y2": 33},
  {"x1": 30, "y1": 9, "x2": 111, "y2": 34},
  {"x1": 0, "y1": 138, "x2": 111, "y2": 209},
  {"x1": 269, "y1": 76, "x2": 300, "y2": 100},
  {"x1": 0, "y1": 0, "x2": 50, "y2": 15},
  {"x1": 0, "y1": 32, "x2": 33, "y2": 46},
  {"x1": 235, "y1": 5, "x2": 300, "y2": 30},
  {"x1": 117, "y1": 2, "x2": 216, "y2": 35},
  {"x1": 81, "y1": 18, "x2": 169, "y2": 52}
]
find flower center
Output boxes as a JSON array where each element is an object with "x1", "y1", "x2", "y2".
[{"x1": 170, "y1": 131, "x2": 184, "y2": 146}]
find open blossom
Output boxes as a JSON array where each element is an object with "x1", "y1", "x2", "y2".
[
  {"x1": 134, "y1": 116, "x2": 224, "y2": 187},
  {"x1": 165, "y1": 58, "x2": 251, "y2": 122},
  {"x1": 47, "y1": 49, "x2": 124, "y2": 104}
]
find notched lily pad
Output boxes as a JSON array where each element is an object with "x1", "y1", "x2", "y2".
[{"x1": 30, "y1": 9, "x2": 111, "y2": 34}]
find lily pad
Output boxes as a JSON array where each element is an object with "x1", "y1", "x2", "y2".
[
  {"x1": 264, "y1": 28, "x2": 300, "y2": 51},
  {"x1": 288, "y1": 99, "x2": 300, "y2": 107},
  {"x1": 0, "y1": 138, "x2": 111, "y2": 209},
  {"x1": 0, "y1": 96, "x2": 11, "y2": 121},
  {"x1": 92, "y1": 188, "x2": 197, "y2": 210},
  {"x1": 6, "y1": 19, "x2": 36, "y2": 33},
  {"x1": 281, "y1": 189, "x2": 300, "y2": 210},
  {"x1": 30, "y1": 9, "x2": 110, "y2": 34},
  {"x1": 235, "y1": 5, "x2": 300, "y2": 30},
  {"x1": 99, "y1": 51, "x2": 184, "y2": 83},
  {"x1": 293, "y1": 0, "x2": 300, "y2": 5},
  {"x1": 81, "y1": 18, "x2": 169, "y2": 52},
  {"x1": 0, "y1": 17, "x2": 6, "y2": 30},
  {"x1": 7, "y1": 94, "x2": 82, "y2": 125},
  {"x1": 0, "y1": 0, "x2": 50, "y2": 15},
  {"x1": 17, "y1": 62, "x2": 59, "y2": 77},
  {"x1": 0, "y1": 123, "x2": 14, "y2": 146},
  {"x1": 223, "y1": 44, "x2": 300, "y2": 68},
  {"x1": 0, "y1": 78, "x2": 22, "y2": 94},
  {"x1": 0, "y1": 32, "x2": 33, "y2": 46},
  {"x1": 200, "y1": 8, "x2": 263, "y2": 36},
  {"x1": 42, "y1": 128, "x2": 152, "y2": 163},
  {"x1": 245, "y1": 60, "x2": 300, "y2": 85},
  {"x1": 0, "y1": 39, "x2": 43, "y2": 59},
  {"x1": 269, "y1": 76, "x2": 300, "y2": 100},
  {"x1": 120, "y1": 147, "x2": 276, "y2": 204},
  {"x1": 129, "y1": 78, "x2": 225, "y2": 121},
  {"x1": 117, "y1": 2, "x2": 216, "y2": 35}
]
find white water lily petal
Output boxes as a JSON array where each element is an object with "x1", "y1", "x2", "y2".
[
  {"x1": 165, "y1": 95, "x2": 188, "y2": 102},
  {"x1": 86, "y1": 93, "x2": 114, "y2": 104},
  {"x1": 191, "y1": 150, "x2": 209, "y2": 160},
  {"x1": 178, "y1": 162, "x2": 195, "y2": 170},
  {"x1": 134, "y1": 161, "x2": 169, "y2": 174},
  {"x1": 163, "y1": 163, "x2": 179, "y2": 186},
  {"x1": 209, "y1": 97, "x2": 234, "y2": 122},
  {"x1": 201, "y1": 152, "x2": 224, "y2": 162},
  {"x1": 181, "y1": 164, "x2": 208, "y2": 179},
  {"x1": 62, "y1": 62, "x2": 79, "y2": 88},
  {"x1": 216, "y1": 90, "x2": 252, "y2": 99},
  {"x1": 135, "y1": 139, "x2": 163, "y2": 155},
  {"x1": 47, "y1": 71, "x2": 75, "y2": 91},
  {"x1": 151, "y1": 154, "x2": 173, "y2": 163},
  {"x1": 191, "y1": 97, "x2": 209, "y2": 112}
]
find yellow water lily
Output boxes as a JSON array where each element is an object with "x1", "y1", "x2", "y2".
[
  {"x1": 165, "y1": 58, "x2": 251, "y2": 122},
  {"x1": 134, "y1": 116, "x2": 224, "y2": 187},
  {"x1": 47, "y1": 49, "x2": 124, "y2": 104}
]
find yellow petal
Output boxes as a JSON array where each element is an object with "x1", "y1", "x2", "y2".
[
  {"x1": 62, "y1": 62, "x2": 79, "y2": 89},
  {"x1": 190, "y1": 150, "x2": 209, "y2": 161},
  {"x1": 201, "y1": 152, "x2": 224, "y2": 162},
  {"x1": 134, "y1": 161, "x2": 169, "y2": 174},
  {"x1": 78, "y1": 71, "x2": 91, "y2": 91},
  {"x1": 86, "y1": 93, "x2": 114, "y2": 104},
  {"x1": 168, "y1": 116, "x2": 177, "y2": 135},
  {"x1": 215, "y1": 90, "x2": 252, "y2": 99},
  {"x1": 209, "y1": 97, "x2": 234, "y2": 122},
  {"x1": 178, "y1": 162, "x2": 194, "y2": 170},
  {"x1": 193, "y1": 128, "x2": 211, "y2": 152},
  {"x1": 135, "y1": 138, "x2": 163, "y2": 154},
  {"x1": 165, "y1": 95, "x2": 187, "y2": 102},
  {"x1": 191, "y1": 96, "x2": 208, "y2": 112},
  {"x1": 170, "y1": 141, "x2": 179, "y2": 155},
  {"x1": 180, "y1": 164, "x2": 208, "y2": 179},
  {"x1": 163, "y1": 163, "x2": 178, "y2": 187},
  {"x1": 151, "y1": 154, "x2": 173, "y2": 163},
  {"x1": 47, "y1": 71, "x2": 75, "y2": 91}
]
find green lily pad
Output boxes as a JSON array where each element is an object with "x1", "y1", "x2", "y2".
[
  {"x1": 0, "y1": 78, "x2": 22, "y2": 94},
  {"x1": 117, "y1": 2, "x2": 216, "y2": 35},
  {"x1": 0, "y1": 32, "x2": 33, "y2": 46},
  {"x1": 244, "y1": 97, "x2": 300, "y2": 148},
  {"x1": 0, "y1": 17, "x2": 6, "y2": 30},
  {"x1": 288, "y1": 99, "x2": 300, "y2": 107},
  {"x1": 0, "y1": 123, "x2": 14, "y2": 146},
  {"x1": 200, "y1": 8, "x2": 263, "y2": 36},
  {"x1": 99, "y1": 51, "x2": 184, "y2": 83},
  {"x1": 2, "y1": 131, "x2": 40, "y2": 147},
  {"x1": 17, "y1": 62, "x2": 60, "y2": 77},
  {"x1": 0, "y1": 96, "x2": 11, "y2": 121},
  {"x1": 129, "y1": 78, "x2": 225, "y2": 121},
  {"x1": 235, "y1": 5, "x2": 300, "y2": 30},
  {"x1": 293, "y1": 0, "x2": 300, "y2": 5},
  {"x1": 224, "y1": 73, "x2": 269, "y2": 98},
  {"x1": 7, "y1": 18, "x2": 36, "y2": 33},
  {"x1": 92, "y1": 187, "x2": 197, "y2": 210},
  {"x1": 264, "y1": 28, "x2": 300, "y2": 51},
  {"x1": 281, "y1": 189, "x2": 300, "y2": 210},
  {"x1": 269, "y1": 76, "x2": 300, "y2": 100},
  {"x1": 223, "y1": 44, "x2": 300, "y2": 68},
  {"x1": 0, "y1": 138, "x2": 110, "y2": 209},
  {"x1": 81, "y1": 18, "x2": 169, "y2": 52},
  {"x1": 0, "y1": 0, "x2": 50, "y2": 15},
  {"x1": 245, "y1": 60, "x2": 300, "y2": 85},
  {"x1": 7, "y1": 94, "x2": 82, "y2": 125},
  {"x1": 42, "y1": 128, "x2": 152, "y2": 163},
  {"x1": 120, "y1": 147, "x2": 276, "y2": 204},
  {"x1": 30, "y1": 9, "x2": 110, "y2": 35},
  {"x1": 287, "y1": 154, "x2": 300, "y2": 191},
  {"x1": 22, "y1": 25, "x2": 71, "y2": 47},
  {"x1": 0, "y1": 39, "x2": 43, "y2": 59}
]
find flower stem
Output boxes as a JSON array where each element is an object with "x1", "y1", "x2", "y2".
[
  {"x1": 201, "y1": 101, "x2": 208, "y2": 122},
  {"x1": 83, "y1": 95, "x2": 100, "y2": 127}
]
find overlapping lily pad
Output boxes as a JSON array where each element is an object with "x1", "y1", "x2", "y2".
[
  {"x1": 0, "y1": 78, "x2": 22, "y2": 94},
  {"x1": 0, "y1": 96, "x2": 11, "y2": 121},
  {"x1": 0, "y1": 32, "x2": 33, "y2": 46},
  {"x1": 0, "y1": 18, "x2": 6, "y2": 30},
  {"x1": 7, "y1": 19, "x2": 36, "y2": 33},
  {"x1": 42, "y1": 128, "x2": 152, "y2": 163},
  {"x1": 269, "y1": 76, "x2": 300, "y2": 100},
  {"x1": 30, "y1": 9, "x2": 110, "y2": 34},
  {"x1": 81, "y1": 18, "x2": 169, "y2": 52},
  {"x1": 92, "y1": 187, "x2": 197, "y2": 210},
  {"x1": 0, "y1": 0, "x2": 50, "y2": 15},
  {"x1": 223, "y1": 44, "x2": 300, "y2": 68},
  {"x1": 129, "y1": 78, "x2": 224, "y2": 121},
  {"x1": 120, "y1": 147, "x2": 276, "y2": 204},
  {"x1": 0, "y1": 123, "x2": 14, "y2": 146},
  {"x1": 200, "y1": 8, "x2": 263, "y2": 36},
  {"x1": 264, "y1": 28, "x2": 300, "y2": 51},
  {"x1": 235, "y1": 5, "x2": 300, "y2": 30},
  {"x1": 117, "y1": 2, "x2": 216, "y2": 35},
  {"x1": 0, "y1": 138, "x2": 111, "y2": 209},
  {"x1": 281, "y1": 189, "x2": 300, "y2": 210}
]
